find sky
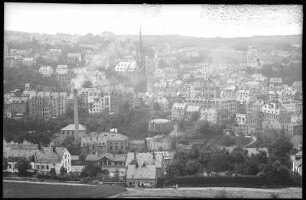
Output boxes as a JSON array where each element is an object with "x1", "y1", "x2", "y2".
[{"x1": 4, "y1": 3, "x2": 303, "y2": 38}]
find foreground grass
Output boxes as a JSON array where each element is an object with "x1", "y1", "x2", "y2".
[
  {"x1": 119, "y1": 187, "x2": 302, "y2": 198},
  {"x1": 3, "y1": 181, "x2": 125, "y2": 198}
]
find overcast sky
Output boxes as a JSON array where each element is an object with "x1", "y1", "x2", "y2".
[{"x1": 4, "y1": 3, "x2": 303, "y2": 38}]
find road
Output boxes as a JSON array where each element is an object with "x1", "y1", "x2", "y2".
[{"x1": 244, "y1": 134, "x2": 257, "y2": 147}]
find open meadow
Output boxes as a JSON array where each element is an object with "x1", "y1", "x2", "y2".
[{"x1": 3, "y1": 181, "x2": 125, "y2": 198}]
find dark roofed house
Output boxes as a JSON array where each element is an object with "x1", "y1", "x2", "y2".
[
  {"x1": 125, "y1": 152, "x2": 164, "y2": 188},
  {"x1": 33, "y1": 146, "x2": 71, "y2": 175},
  {"x1": 85, "y1": 153, "x2": 127, "y2": 177},
  {"x1": 3, "y1": 141, "x2": 71, "y2": 175}
]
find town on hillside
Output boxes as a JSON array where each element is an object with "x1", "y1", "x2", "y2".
[{"x1": 3, "y1": 4, "x2": 302, "y2": 196}]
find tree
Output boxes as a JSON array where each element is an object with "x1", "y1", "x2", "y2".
[
  {"x1": 16, "y1": 158, "x2": 31, "y2": 176},
  {"x1": 191, "y1": 111, "x2": 200, "y2": 122},
  {"x1": 50, "y1": 168, "x2": 56, "y2": 177},
  {"x1": 276, "y1": 165, "x2": 292, "y2": 185},
  {"x1": 3, "y1": 157, "x2": 8, "y2": 170},
  {"x1": 153, "y1": 102, "x2": 161, "y2": 111},
  {"x1": 81, "y1": 164, "x2": 102, "y2": 177},
  {"x1": 60, "y1": 166, "x2": 67, "y2": 176},
  {"x1": 82, "y1": 80, "x2": 92, "y2": 88},
  {"x1": 114, "y1": 169, "x2": 120, "y2": 181},
  {"x1": 269, "y1": 136, "x2": 293, "y2": 158},
  {"x1": 185, "y1": 160, "x2": 201, "y2": 175},
  {"x1": 158, "y1": 59, "x2": 168, "y2": 69},
  {"x1": 209, "y1": 151, "x2": 233, "y2": 173}
]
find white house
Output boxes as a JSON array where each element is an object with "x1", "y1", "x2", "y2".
[{"x1": 39, "y1": 66, "x2": 54, "y2": 76}]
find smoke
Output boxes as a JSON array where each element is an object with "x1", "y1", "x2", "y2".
[
  {"x1": 168, "y1": 128, "x2": 184, "y2": 137},
  {"x1": 71, "y1": 42, "x2": 116, "y2": 90}
]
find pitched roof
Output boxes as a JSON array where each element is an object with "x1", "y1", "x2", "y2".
[
  {"x1": 35, "y1": 147, "x2": 67, "y2": 164},
  {"x1": 61, "y1": 124, "x2": 86, "y2": 131},
  {"x1": 126, "y1": 164, "x2": 156, "y2": 180},
  {"x1": 85, "y1": 153, "x2": 127, "y2": 162},
  {"x1": 125, "y1": 152, "x2": 163, "y2": 168}
]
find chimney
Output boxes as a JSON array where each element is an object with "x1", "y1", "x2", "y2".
[
  {"x1": 134, "y1": 152, "x2": 137, "y2": 159},
  {"x1": 73, "y1": 88, "x2": 79, "y2": 141}
]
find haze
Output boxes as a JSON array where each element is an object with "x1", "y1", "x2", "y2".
[{"x1": 4, "y1": 3, "x2": 303, "y2": 37}]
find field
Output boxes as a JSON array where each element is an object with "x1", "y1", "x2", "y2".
[
  {"x1": 117, "y1": 187, "x2": 302, "y2": 198},
  {"x1": 3, "y1": 181, "x2": 125, "y2": 198}
]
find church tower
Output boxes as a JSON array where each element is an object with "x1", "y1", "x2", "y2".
[{"x1": 137, "y1": 27, "x2": 146, "y2": 74}]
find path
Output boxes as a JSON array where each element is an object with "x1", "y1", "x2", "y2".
[
  {"x1": 244, "y1": 134, "x2": 257, "y2": 147},
  {"x1": 3, "y1": 179, "x2": 97, "y2": 187}
]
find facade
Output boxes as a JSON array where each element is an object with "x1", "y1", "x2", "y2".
[
  {"x1": 171, "y1": 103, "x2": 187, "y2": 121},
  {"x1": 85, "y1": 153, "x2": 127, "y2": 176},
  {"x1": 4, "y1": 96, "x2": 28, "y2": 117},
  {"x1": 46, "y1": 49, "x2": 61, "y2": 62},
  {"x1": 67, "y1": 53, "x2": 82, "y2": 64},
  {"x1": 115, "y1": 61, "x2": 137, "y2": 72},
  {"x1": 291, "y1": 151, "x2": 302, "y2": 176},
  {"x1": 28, "y1": 92, "x2": 67, "y2": 120},
  {"x1": 145, "y1": 135, "x2": 172, "y2": 151},
  {"x1": 148, "y1": 119, "x2": 172, "y2": 134},
  {"x1": 200, "y1": 108, "x2": 217, "y2": 124},
  {"x1": 59, "y1": 124, "x2": 87, "y2": 144},
  {"x1": 3, "y1": 141, "x2": 71, "y2": 175},
  {"x1": 125, "y1": 152, "x2": 164, "y2": 188},
  {"x1": 81, "y1": 132, "x2": 128, "y2": 156},
  {"x1": 55, "y1": 65, "x2": 73, "y2": 89},
  {"x1": 38, "y1": 66, "x2": 54, "y2": 77}
]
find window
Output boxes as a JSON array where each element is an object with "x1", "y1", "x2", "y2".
[
  {"x1": 42, "y1": 165, "x2": 44, "y2": 169},
  {"x1": 46, "y1": 166, "x2": 49, "y2": 170}
]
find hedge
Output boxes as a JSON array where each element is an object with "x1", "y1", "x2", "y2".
[{"x1": 164, "y1": 176, "x2": 266, "y2": 188}]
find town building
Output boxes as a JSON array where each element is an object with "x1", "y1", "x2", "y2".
[
  {"x1": 145, "y1": 135, "x2": 172, "y2": 151},
  {"x1": 67, "y1": 52, "x2": 82, "y2": 65},
  {"x1": 38, "y1": 66, "x2": 54, "y2": 77},
  {"x1": 58, "y1": 124, "x2": 87, "y2": 145},
  {"x1": 28, "y1": 92, "x2": 68, "y2": 120},
  {"x1": 85, "y1": 153, "x2": 127, "y2": 177},
  {"x1": 3, "y1": 140, "x2": 71, "y2": 175},
  {"x1": 171, "y1": 103, "x2": 187, "y2": 121},
  {"x1": 128, "y1": 140, "x2": 146, "y2": 152},
  {"x1": 291, "y1": 151, "x2": 302, "y2": 176},
  {"x1": 125, "y1": 152, "x2": 164, "y2": 188},
  {"x1": 148, "y1": 119, "x2": 172, "y2": 134},
  {"x1": 46, "y1": 49, "x2": 61, "y2": 62},
  {"x1": 4, "y1": 96, "x2": 28, "y2": 118},
  {"x1": 81, "y1": 131, "x2": 128, "y2": 156},
  {"x1": 200, "y1": 108, "x2": 218, "y2": 124}
]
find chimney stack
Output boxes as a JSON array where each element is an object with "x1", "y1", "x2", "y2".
[{"x1": 73, "y1": 88, "x2": 79, "y2": 141}]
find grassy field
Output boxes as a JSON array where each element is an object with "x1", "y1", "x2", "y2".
[
  {"x1": 3, "y1": 181, "x2": 125, "y2": 198},
  {"x1": 118, "y1": 187, "x2": 302, "y2": 198}
]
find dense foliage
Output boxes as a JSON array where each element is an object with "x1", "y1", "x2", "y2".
[{"x1": 166, "y1": 138, "x2": 299, "y2": 186}]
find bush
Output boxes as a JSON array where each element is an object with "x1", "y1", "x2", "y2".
[
  {"x1": 164, "y1": 176, "x2": 265, "y2": 188},
  {"x1": 80, "y1": 177, "x2": 94, "y2": 184}
]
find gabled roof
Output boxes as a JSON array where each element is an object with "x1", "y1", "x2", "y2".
[
  {"x1": 85, "y1": 153, "x2": 127, "y2": 162},
  {"x1": 35, "y1": 147, "x2": 67, "y2": 164},
  {"x1": 126, "y1": 164, "x2": 156, "y2": 180},
  {"x1": 61, "y1": 124, "x2": 86, "y2": 131}
]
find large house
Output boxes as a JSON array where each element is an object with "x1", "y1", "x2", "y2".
[
  {"x1": 125, "y1": 152, "x2": 164, "y2": 188},
  {"x1": 3, "y1": 140, "x2": 71, "y2": 175},
  {"x1": 38, "y1": 66, "x2": 54, "y2": 77},
  {"x1": 85, "y1": 153, "x2": 127, "y2": 177},
  {"x1": 145, "y1": 135, "x2": 172, "y2": 151},
  {"x1": 171, "y1": 103, "x2": 187, "y2": 121},
  {"x1": 81, "y1": 131, "x2": 128, "y2": 156},
  {"x1": 291, "y1": 151, "x2": 302, "y2": 176}
]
